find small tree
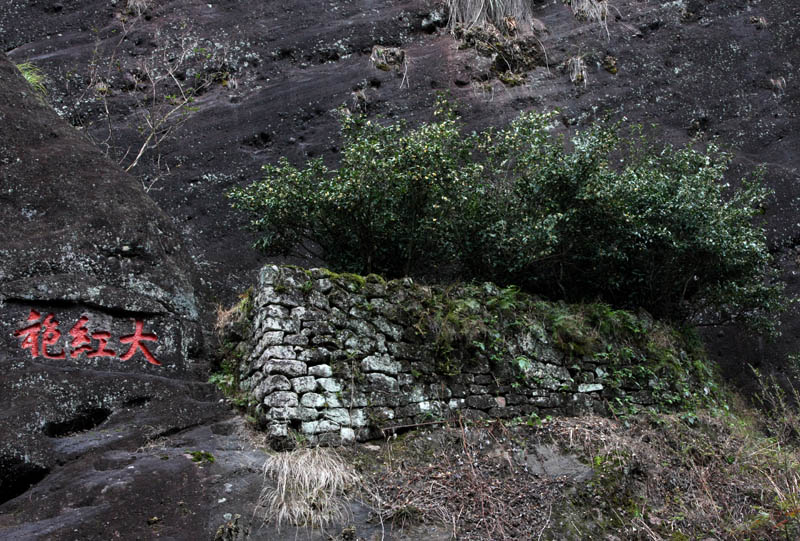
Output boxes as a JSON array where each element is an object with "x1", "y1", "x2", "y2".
[{"x1": 229, "y1": 104, "x2": 785, "y2": 332}]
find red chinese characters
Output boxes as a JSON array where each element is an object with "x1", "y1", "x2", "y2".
[
  {"x1": 89, "y1": 331, "x2": 117, "y2": 359},
  {"x1": 119, "y1": 320, "x2": 159, "y2": 366},
  {"x1": 13, "y1": 310, "x2": 160, "y2": 366},
  {"x1": 69, "y1": 316, "x2": 94, "y2": 358},
  {"x1": 14, "y1": 310, "x2": 65, "y2": 359},
  {"x1": 69, "y1": 317, "x2": 116, "y2": 359}
]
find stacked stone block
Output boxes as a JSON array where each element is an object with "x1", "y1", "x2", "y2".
[{"x1": 239, "y1": 266, "x2": 659, "y2": 446}]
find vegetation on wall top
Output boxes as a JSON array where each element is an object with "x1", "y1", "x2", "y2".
[{"x1": 229, "y1": 97, "x2": 785, "y2": 333}]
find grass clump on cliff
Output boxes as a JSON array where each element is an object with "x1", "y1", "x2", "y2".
[
  {"x1": 126, "y1": 0, "x2": 150, "y2": 16},
  {"x1": 229, "y1": 97, "x2": 784, "y2": 333},
  {"x1": 446, "y1": 0, "x2": 539, "y2": 32},
  {"x1": 15, "y1": 62, "x2": 46, "y2": 96},
  {"x1": 565, "y1": 0, "x2": 610, "y2": 36},
  {"x1": 210, "y1": 288, "x2": 254, "y2": 406}
]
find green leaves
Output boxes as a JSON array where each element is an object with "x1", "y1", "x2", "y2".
[
  {"x1": 467, "y1": 117, "x2": 783, "y2": 332},
  {"x1": 230, "y1": 99, "x2": 479, "y2": 276},
  {"x1": 229, "y1": 102, "x2": 785, "y2": 333}
]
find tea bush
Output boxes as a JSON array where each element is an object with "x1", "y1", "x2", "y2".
[{"x1": 229, "y1": 100, "x2": 784, "y2": 332}]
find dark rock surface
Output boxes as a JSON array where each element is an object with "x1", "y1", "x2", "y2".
[
  {"x1": 0, "y1": 418, "x2": 269, "y2": 540},
  {"x1": 0, "y1": 53, "x2": 203, "y2": 372},
  {"x1": 3, "y1": 0, "x2": 798, "y2": 381},
  {"x1": 0, "y1": 51, "x2": 382, "y2": 541},
  {"x1": 0, "y1": 53, "x2": 237, "y2": 536},
  {"x1": 1, "y1": 0, "x2": 800, "y2": 537}
]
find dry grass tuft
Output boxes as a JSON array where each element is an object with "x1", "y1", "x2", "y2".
[
  {"x1": 566, "y1": 0, "x2": 611, "y2": 37},
  {"x1": 126, "y1": 0, "x2": 150, "y2": 16},
  {"x1": 770, "y1": 76, "x2": 787, "y2": 94},
  {"x1": 214, "y1": 288, "x2": 253, "y2": 338},
  {"x1": 752, "y1": 365, "x2": 800, "y2": 445},
  {"x1": 567, "y1": 55, "x2": 587, "y2": 86},
  {"x1": 446, "y1": 0, "x2": 539, "y2": 34},
  {"x1": 215, "y1": 303, "x2": 241, "y2": 337},
  {"x1": 258, "y1": 446, "x2": 361, "y2": 532}
]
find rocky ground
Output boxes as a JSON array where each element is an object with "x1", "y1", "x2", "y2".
[
  {"x1": 2, "y1": 0, "x2": 800, "y2": 538},
  {"x1": 351, "y1": 404, "x2": 800, "y2": 540}
]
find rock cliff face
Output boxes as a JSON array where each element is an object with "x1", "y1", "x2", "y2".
[
  {"x1": 0, "y1": 54, "x2": 203, "y2": 372},
  {"x1": 0, "y1": 0, "x2": 799, "y2": 537},
  {"x1": 2, "y1": 0, "x2": 798, "y2": 381}
]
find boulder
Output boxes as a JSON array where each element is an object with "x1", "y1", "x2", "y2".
[{"x1": 0, "y1": 53, "x2": 224, "y2": 519}]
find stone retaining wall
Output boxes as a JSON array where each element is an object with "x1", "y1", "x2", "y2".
[{"x1": 238, "y1": 266, "x2": 694, "y2": 447}]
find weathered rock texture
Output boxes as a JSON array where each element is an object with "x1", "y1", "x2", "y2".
[
  {"x1": 0, "y1": 0, "x2": 797, "y2": 536},
  {"x1": 0, "y1": 53, "x2": 203, "y2": 374},
  {"x1": 2, "y1": 0, "x2": 799, "y2": 383},
  {"x1": 241, "y1": 266, "x2": 707, "y2": 447},
  {"x1": 0, "y1": 53, "x2": 228, "y2": 532}
]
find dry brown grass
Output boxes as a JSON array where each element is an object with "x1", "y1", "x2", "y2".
[
  {"x1": 356, "y1": 400, "x2": 800, "y2": 539},
  {"x1": 126, "y1": 0, "x2": 150, "y2": 16},
  {"x1": 566, "y1": 0, "x2": 611, "y2": 38},
  {"x1": 214, "y1": 303, "x2": 241, "y2": 337},
  {"x1": 361, "y1": 416, "x2": 564, "y2": 540},
  {"x1": 446, "y1": 0, "x2": 540, "y2": 34},
  {"x1": 552, "y1": 407, "x2": 800, "y2": 538},
  {"x1": 258, "y1": 446, "x2": 361, "y2": 532},
  {"x1": 214, "y1": 288, "x2": 253, "y2": 338},
  {"x1": 567, "y1": 55, "x2": 587, "y2": 86},
  {"x1": 752, "y1": 365, "x2": 800, "y2": 446}
]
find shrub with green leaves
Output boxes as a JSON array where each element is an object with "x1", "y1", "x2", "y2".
[
  {"x1": 229, "y1": 100, "x2": 784, "y2": 332},
  {"x1": 459, "y1": 115, "x2": 785, "y2": 332},
  {"x1": 229, "y1": 102, "x2": 478, "y2": 277}
]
